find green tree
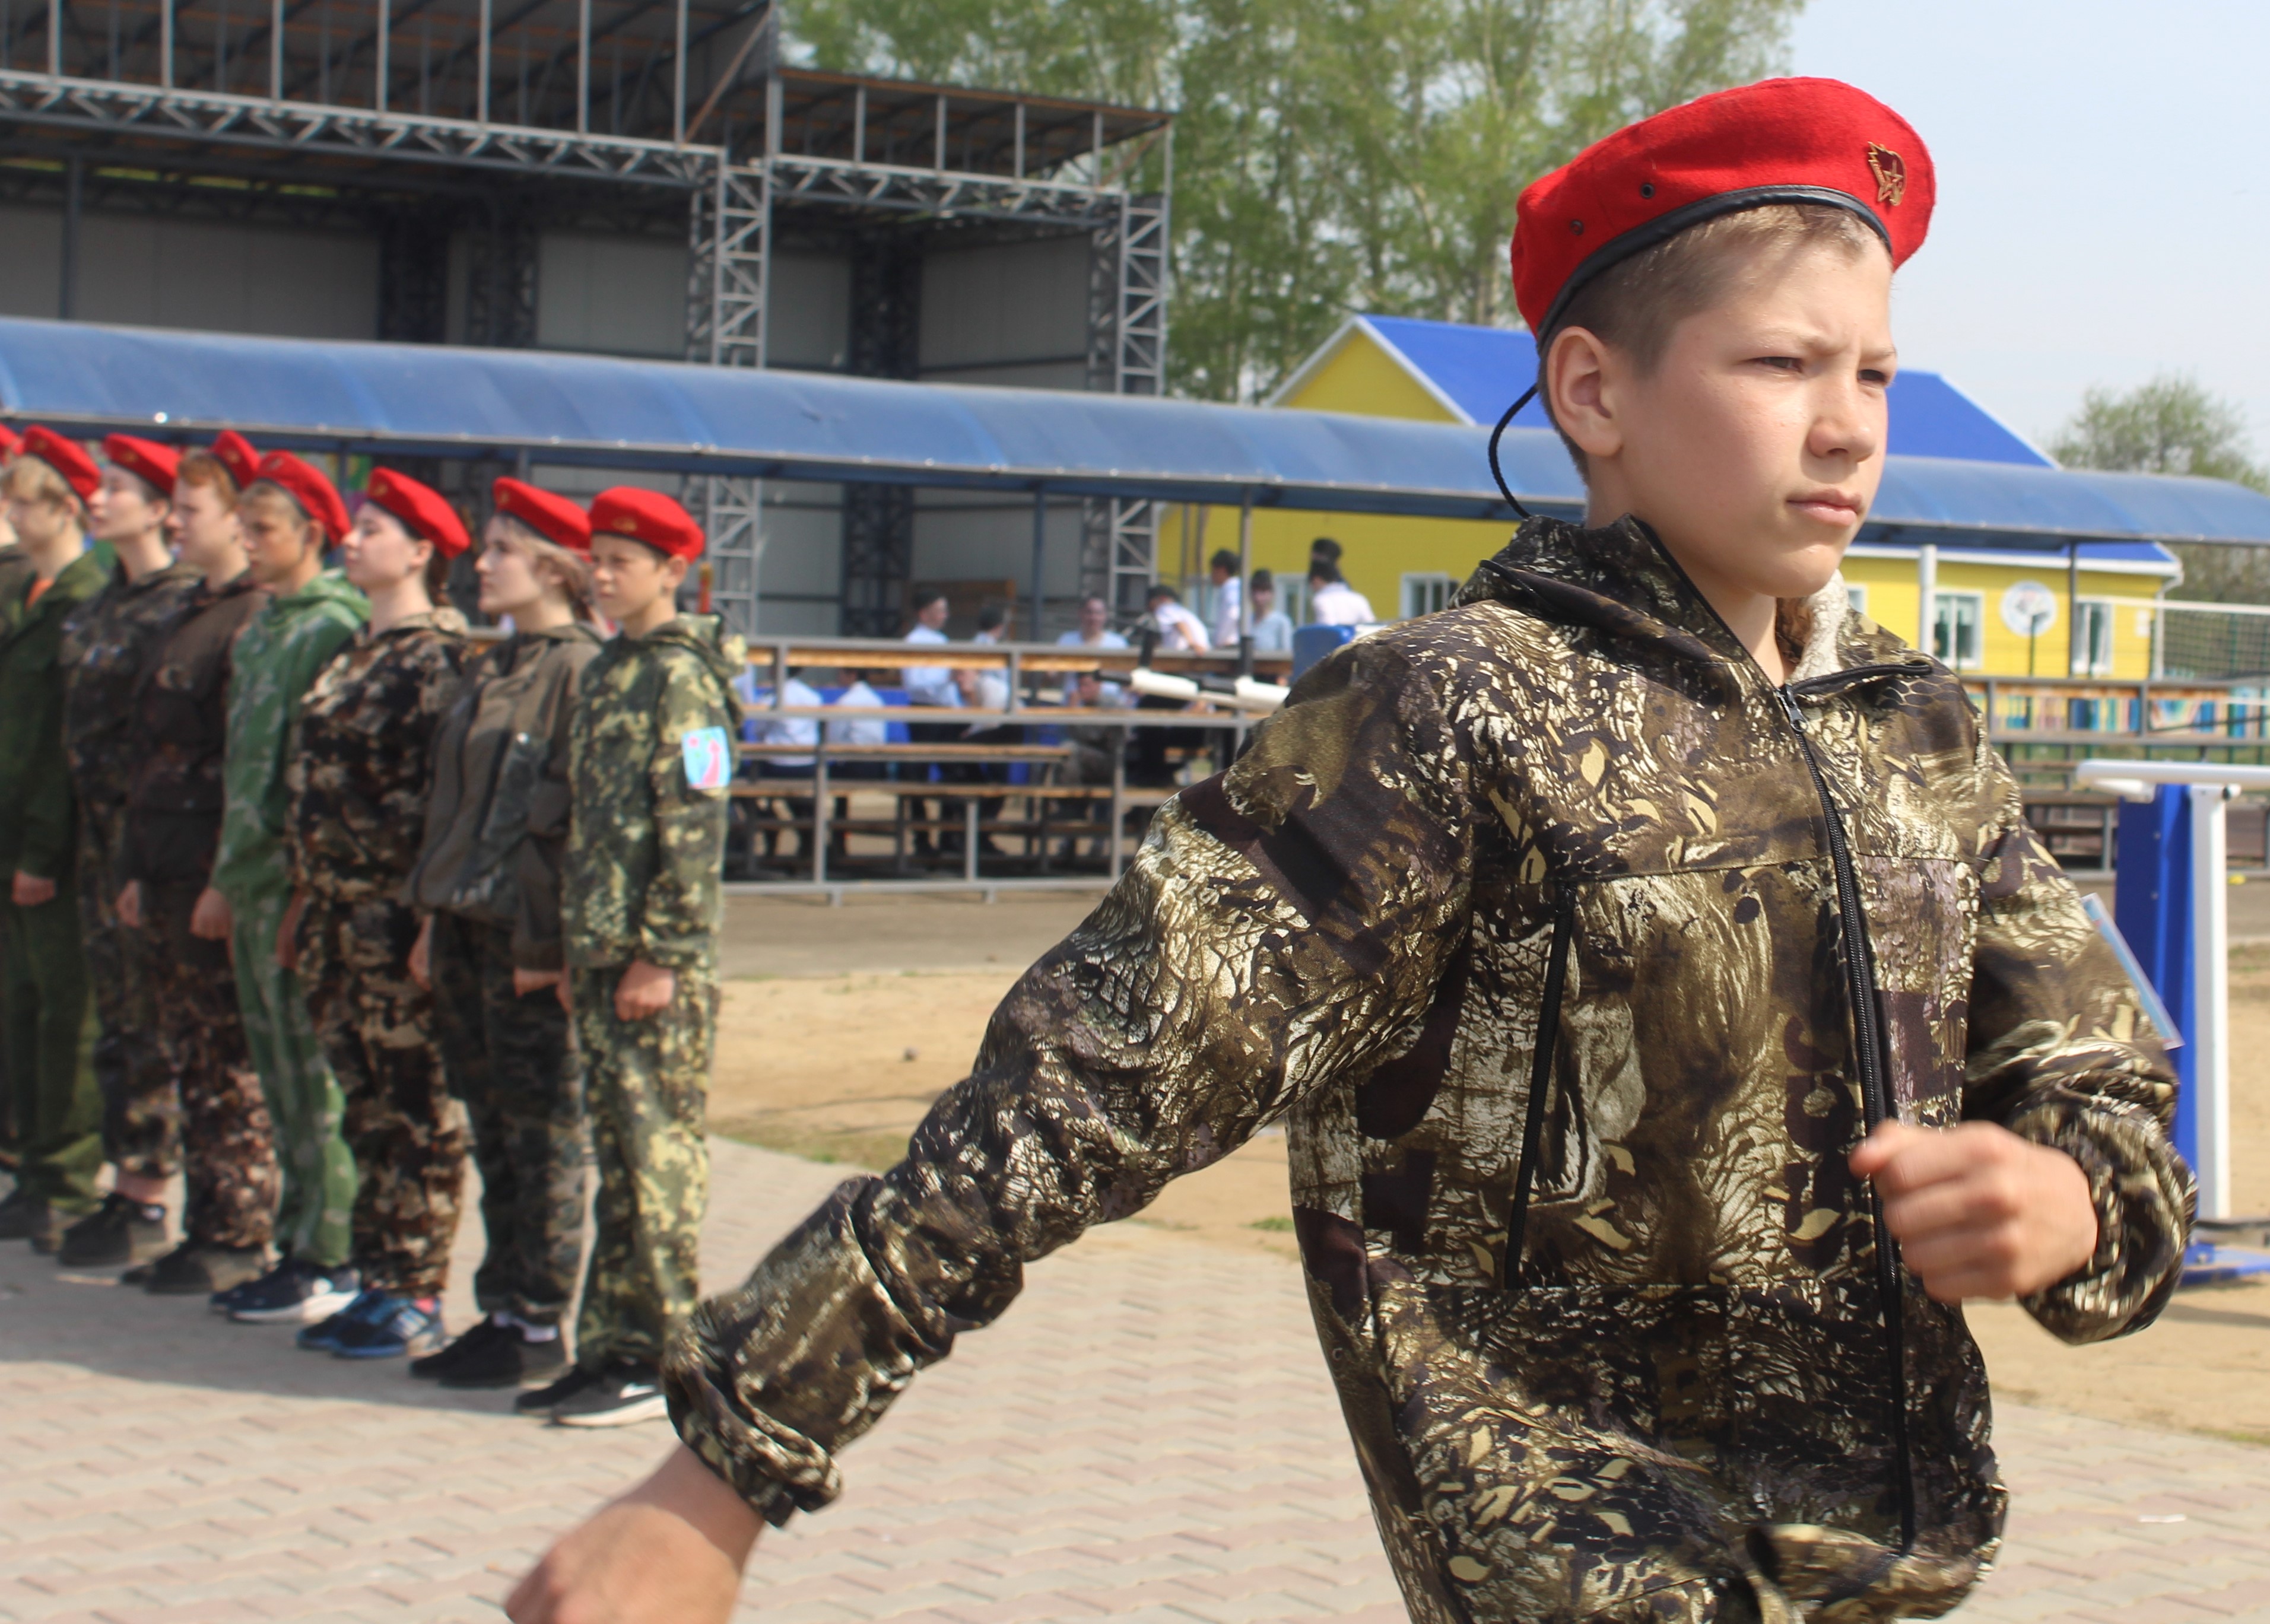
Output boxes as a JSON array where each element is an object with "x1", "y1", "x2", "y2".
[
  {"x1": 785, "y1": 0, "x2": 1801, "y2": 401},
  {"x1": 2049, "y1": 374, "x2": 2270, "y2": 603}
]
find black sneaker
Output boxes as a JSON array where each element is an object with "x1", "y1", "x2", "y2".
[
  {"x1": 228, "y1": 1258, "x2": 363, "y2": 1324},
  {"x1": 550, "y1": 1360, "x2": 669, "y2": 1429},
  {"x1": 514, "y1": 1363, "x2": 603, "y2": 1418},
  {"x1": 58, "y1": 1194, "x2": 170, "y2": 1267},
  {"x1": 0, "y1": 1187, "x2": 46, "y2": 1242},
  {"x1": 145, "y1": 1242, "x2": 269, "y2": 1296},
  {"x1": 421, "y1": 1319, "x2": 570, "y2": 1389}
]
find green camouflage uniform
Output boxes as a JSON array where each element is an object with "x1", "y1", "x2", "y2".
[
  {"x1": 125, "y1": 570, "x2": 278, "y2": 1248},
  {"x1": 61, "y1": 558, "x2": 204, "y2": 1180},
  {"x1": 285, "y1": 611, "x2": 467, "y2": 1296},
  {"x1": 407, "y1": 622, "x2": 603, "y2": 1326},
  {"x1": 214, "y1": 569, "x2": 367, "y2": 1266},
  {"x1": 664, "y1": 517, "x2": 2190, "y2": 1624},
  {"x1": 0, "y1": 549, "x2": 112, "y2": 1212},
  {"x1": 563, "y1": 614, "x2": 741, "y2": 1369}
]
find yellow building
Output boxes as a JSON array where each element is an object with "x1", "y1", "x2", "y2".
[{"x1": 1164, "y1": 314, "x2": 2177, "y2": 678}]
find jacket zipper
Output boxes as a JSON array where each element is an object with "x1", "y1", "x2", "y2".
[
  {"x1": 1774, "y1": 684, "x2": 1917, "y2": 1554},
  {"x1": 1502, "y1": 883, "x2": 1576, "y2": 1289}
]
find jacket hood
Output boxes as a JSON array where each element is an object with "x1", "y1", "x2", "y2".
[
  {"x1": 274, "y1": 567, "x2": 370, "y2": 618},
  {"x1": 641, "y1": 612, "x2": 747, "y2": 691},
  {"x1": 1455, "y1": 513, "x2": 1924, "y2": 688}
]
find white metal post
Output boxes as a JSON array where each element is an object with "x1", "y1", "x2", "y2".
[
  {"x1": 2190, "y1": 782, "x2": 2233, "y2": 1219},
  {"x1": 1917, "y1": 542, "x2": 1937, "y2": 657}
]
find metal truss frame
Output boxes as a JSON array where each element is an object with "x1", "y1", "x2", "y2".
[
  {"x1": 1081, "y1": 183, "x2": 1171, "y2": 619},
  {"x1": 0, "y1": 69, "x2": 712, "y2": 182},
  {"x1": 683, "y1": 150, "x2": 770, "y2": 638}
]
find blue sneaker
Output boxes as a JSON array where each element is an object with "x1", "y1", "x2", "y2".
[
  {"x1": 230, "y1": 1258, "x2": 362, "y2": 1325},
  {"x1": 296, "y1": 1286, "x2": 389, "y2": 1351},
  {"x1": 333, "y1": 1295, "x2": 445, "y2": 1360}
]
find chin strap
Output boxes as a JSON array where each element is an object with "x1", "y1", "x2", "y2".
[{"x1": 1488, "y1": 384, "x2": 1541, "y2": 521}]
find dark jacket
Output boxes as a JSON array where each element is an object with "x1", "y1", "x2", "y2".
[
  {"x1": 124, "y1": 570, "x2": 267, "y2": 887},
  {"x1": 0, "y1": 549, "x2": 113, "y2": 881},
  {"x1": 406, "y1": 621, "x2": 604, "y2": 971},
  {"x1": 562, "y1": 614, "x2": 742, "y2": 973},
  {"x1": 62, "y1": 559, "x2": 205, "y2": 818},
  {"x1": 663, "y1": 517, "x2": 2189, "y2": 1623},
  {"x1": 284, "y1": 611, "x2": 466, "y2": 902}
]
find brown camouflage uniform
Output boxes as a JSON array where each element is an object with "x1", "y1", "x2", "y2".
[
  {"x1": 563, "y1": 613, "x2": 741, "y2": 1369},
  {"x1": 285, "y1": 612, "x2": 467, "y2": 1296},
  {"x1": 61, "y1": 559, "x2": 203, "y2": 1180},
  {"x1": 125, "y1": 570, "x2": 278, "y2": 1248},
  {"x1": 664, "y1": 517, "x2": 2190, "y2": 1623}
]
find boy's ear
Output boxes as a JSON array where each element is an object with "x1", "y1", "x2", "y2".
[
  {"x1": 1545, "y1": 326, "x2": 1625, "y2": 463},
  {"x1": 661, "y1": 553, "x2": 692, "y2": 590}
]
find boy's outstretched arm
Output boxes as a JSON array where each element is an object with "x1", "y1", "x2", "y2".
[
  {"x1": 1883, "y1": 743, "x2": 2192, "y2": 1337},
  {"x1": 510, "y1": 643, "x2": 1478, "y2": 1618}
]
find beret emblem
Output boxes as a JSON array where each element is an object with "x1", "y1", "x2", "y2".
[{"x1": 1865, "y1": 142, "x2": 1906, "y2": 207}]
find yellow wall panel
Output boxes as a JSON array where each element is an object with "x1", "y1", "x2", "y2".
[{"x1": 1279, "y1": 331, "x2": 1461, "y2": 423}]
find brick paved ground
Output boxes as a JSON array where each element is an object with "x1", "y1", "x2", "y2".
[{"x1": 6, "y1": 1139, "x2": 2270, "y2": 1622}]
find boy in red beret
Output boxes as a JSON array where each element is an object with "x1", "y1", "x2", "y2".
[
  {"x1": 513, "y1": 488, "x2": 741, "y2": 1428},
  {"x1": 209, "y1": 452, "x2": 372, "y2": 1326},
  {"x1": 50, "y1": 437, "x2": 206, "y2": 1267},
  {"x1": 515, "y1": 80, "x2": 2187, "y2": 1623}
]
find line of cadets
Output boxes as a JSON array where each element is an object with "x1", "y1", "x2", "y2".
[{"x1": 0, "y1": 424, "x2": 743, "y2": 1427}]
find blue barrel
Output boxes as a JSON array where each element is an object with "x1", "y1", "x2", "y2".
[{"x1": 1291, "y1": 623, "x2": 1355, "y2": 681}]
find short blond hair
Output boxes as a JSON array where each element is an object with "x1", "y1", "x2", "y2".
[
  {"x1": 2, "y1": 453, "x2": 87, "y2": 517},
  {"x1": 176, "y1": 449, "x2": 241, "y2": 506},
  {"x1": 494, "y1": 512, "x2": 595, "y2": 616}
]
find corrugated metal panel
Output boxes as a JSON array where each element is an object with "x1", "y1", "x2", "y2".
[{"x1": 4, "y1": 316, "x2": 2268, "y2": 546}]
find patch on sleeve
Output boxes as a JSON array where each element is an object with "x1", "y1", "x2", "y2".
[{"x1": 681, "y1": 726, "x2": 734, "y2": 792}]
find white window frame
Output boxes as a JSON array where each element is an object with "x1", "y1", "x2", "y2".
[
  {"x1": 1401, "y1": 572, "x2": 1456, "y2": 621},
  {"x1": 2073, "y1": 598, "x2": 2116, "y2": 676},
  {"x1": 1933, "y1": 592, "x2": 1985, "y2": 671}
]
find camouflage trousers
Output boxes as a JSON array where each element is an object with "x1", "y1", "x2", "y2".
[
  {"x1": 301, "y1": 895, "x2": 468, "y2": 1296},
  {"x1": 1, "y1": 880, "x2": 101, "y2": 1209},
  {"x1": 428, "y1": 913, "x2": 588, "y2": 1326},
  {"x1": 145, "y1": 881, "x2": 278, "y2": 1250},
  {"x1": 572, "y1": 962, "x2": 715, "y2": 1371},
  {"x1": 75, "y1": 802, "x2": 176, "y2": 1179},
  {"x1": 231, "y1": 881, "x2": 354, "y2": 1267}
]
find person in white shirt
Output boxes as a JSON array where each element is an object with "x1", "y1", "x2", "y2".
[
  {"x1": 1205, "y1": 549, "x2": 1243, "y2": 650},
  {"x1": 733, "y1": 668, "x2": 821, "y2": 863},
  {"x1": 899, "y1": 590, "x2": 960, "y2": 710},
  {"x1": 1144, "y1": 584, "x2": 1211, "y2": 652},
  {"x1": 826, "y1": 676, "x2": 890, "y2": 748},
  {"x1": 1056, "y1": 595, "x2": 1128, "y2": 705},
  {"x1": 1247, "y1": 569, "x2": 1295, "y2": 654},
  {"x1": 972, "y1": 604, "x2": 1012, "y2": 645},
  {"x1": 1306, "y1": 560, "x2": 1375, "y2": 627}
]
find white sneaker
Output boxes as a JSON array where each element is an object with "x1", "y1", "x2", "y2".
[{"x1": 229, "y1": 1259, "x2": 364, "y2": 1324}]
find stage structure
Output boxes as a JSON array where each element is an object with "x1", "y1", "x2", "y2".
[{"x1": 0, "y1": 0, "x2": 1171, "y2": 635}]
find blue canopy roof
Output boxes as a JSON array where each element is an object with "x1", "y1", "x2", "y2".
[
  {"x1": 2, "y1": 316, "x2": 2265, "y2": 551},
  {"x1": 1358, "y1": 314, "x2": 2055, "y2": 466}
]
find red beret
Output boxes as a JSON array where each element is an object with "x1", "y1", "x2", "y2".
[
  {"x1": 18, "y1": 426, "x2": 100, "y2": 502},
  {"x1": 1512, "y1": 77, "x2": 1935, "y2": 337},
  {"x1": 210, "y1": 430, "x2": 261, "y2": 491},
  {"x1": 0, "y1": 424, "x2": 20, "y2": 459},
  {"x1": 252, "y1": 450, "x2": 350, "y2": 545},
  {"x1": 104, "y1": 434, "x2": 181, "y2": 497},
  {"x1": 588, "y1": 487, "x2": 702, "y2": 562},
  {"x1": 364, "y1": 466, "x2": 470, "y2": 559},
  {"x1": 493, "y1": 478, "x2": 592, "y2": 555}
]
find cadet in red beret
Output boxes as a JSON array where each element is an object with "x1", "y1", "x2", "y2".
[
  {"x1": 0, "y1": 423, "x2": 21, "y2": 460},
  {"x1": 214, "y1": 451, "x2": 368, "y2": 1325},
  {"x1": 514, "y1": 78, "x2": 2178, "y2": 1624},
  {"x1": 0, "y1": 424, "x2": 112, "y2": 1248},
  {"x1": 51, "y1": 439, "x2": 206, "y2": 1267},
  {"x1": 399, "y1": 475, "x2": 604, "y2": 1388},
  {"x1": 209, "y1": 430, "x2": 261, "y2": 494},
  {"x1": 274, "y1": 465, "x2": 472, "y2": 1356},
  {"x1": 512, "y1": 481, "x2": 736, "y2": 1426}
]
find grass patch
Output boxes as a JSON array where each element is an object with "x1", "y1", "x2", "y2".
[
  {"x1": 712, "y1": 1117, "x2": 905, "y2": 1174},
  {"x1": 1247, "y1": 1215, "x2": 1296, "y2": 1232}
]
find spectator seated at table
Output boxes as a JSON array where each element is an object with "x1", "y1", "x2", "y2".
[
  {"x1": 1056, "y1": 595, "x2": 1127, "y2": 705},
  {"x1": 1248, "y1": 570, "x2": 1295, "y2": 654},
  {"x1": 732, "y1": 667, "x2": 820, "y2": 866},
  {"x1": 1142, "y1": 583, "x2": 1210, "y2": 653}
]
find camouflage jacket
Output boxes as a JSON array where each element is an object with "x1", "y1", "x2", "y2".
[
  {"x1": 124, "y1": 570, "x2": 267, "y2": 886},
  {"x1": 563, "y1": 614, "x2": 741, "y2": 972},
  {"x1": 285, "y1": 611, "x2": 466, "y2": 902},
  {"x1": 61, "y1": 559, "x2": 204, "y2": 817},
  {"x1": 665, "y1": 517, "x2": 2190, "y2": 1624},
  {"x1": 212, "y1": 570, "x2": 369, "y2": 902},
  {"x1": 0, "y1": 548, "x2": 112, "y2": 881}
]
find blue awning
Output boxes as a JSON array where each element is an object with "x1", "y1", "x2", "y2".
[{"x1": 4, "y1": 316, "x2": 2267, "y2": 551}]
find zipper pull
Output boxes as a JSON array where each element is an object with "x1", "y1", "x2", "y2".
[{"x1": 1776, "y1": 686, "x2": 1807, "y2": 732}]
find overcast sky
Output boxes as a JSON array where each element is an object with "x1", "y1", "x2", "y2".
[{"x1": 1789, "y1": 0, "x2": 2270, "y2": 457}]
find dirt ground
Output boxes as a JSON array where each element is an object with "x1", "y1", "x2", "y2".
[{"x1": 707, "y1": 898, "x2": 2270, "y2": 1442}]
